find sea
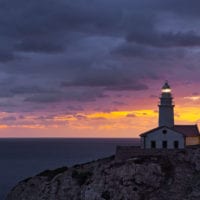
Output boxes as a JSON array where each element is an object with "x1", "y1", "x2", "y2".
[{"x1": 0, "y1": 138, "x2": 139, "y2": 199}]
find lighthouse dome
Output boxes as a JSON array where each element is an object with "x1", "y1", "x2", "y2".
[
  {"x1": 162, "y1": 81, "x2": 171, "y2": 93},
  {"x1": 162, "y1": 81, "x2": 170, "y2": 89}
]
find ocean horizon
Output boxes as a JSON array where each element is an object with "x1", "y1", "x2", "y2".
[{"x1": 1, "y1": 138, "x2": 139, "y2": 199}]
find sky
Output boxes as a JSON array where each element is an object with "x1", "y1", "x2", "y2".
[{"x1": 1, "y1": 0, "x2": 200, "y2": 137}]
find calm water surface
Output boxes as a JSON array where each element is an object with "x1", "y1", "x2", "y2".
[{"x1": 0, "y1": 138, "x2": 139, "y2": 199}]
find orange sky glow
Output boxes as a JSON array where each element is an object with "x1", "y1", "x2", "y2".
[{"x1": 0, "y1": 83, "x2": 200, "y2": 138}]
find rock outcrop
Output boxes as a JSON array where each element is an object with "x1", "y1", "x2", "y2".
[{"x1": 6, "y1": 147, "x2": 200, "y2": 200}]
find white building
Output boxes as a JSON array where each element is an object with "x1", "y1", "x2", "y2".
[{"x1": 140, "y1": 82, "x2": 200, "y2": 149}]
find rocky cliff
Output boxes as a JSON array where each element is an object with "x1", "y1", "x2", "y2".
[{"x1": 6, "y1": 147, "x2": 200, "y2": 200}]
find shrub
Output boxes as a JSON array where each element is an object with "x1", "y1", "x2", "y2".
[
  {"x1": 72, "y1": 170, "x2": 92, "y2": 186},
  {"x1": 101, "y1": 191, "x2": 110, "y2": 200},
  {"x1": 37, "y1": 166, "x2": 68, "y2": 180}
]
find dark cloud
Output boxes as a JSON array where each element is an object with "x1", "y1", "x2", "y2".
[
  {"x1": 35, "y1": 115, "x2": 56, "y2": 120},
  {"x1": 127, "y1": 31, "x2": 200, "y2": 48},
  {"x1": 75, "y1": 114, "x2": 87, "y2": 120},
  {"x1": 91, "y1": 117, "x2": 107, "y2": 120},
  {"x1": 126, "y1": 114, "x2": 136, "y2": 118},
  {"x1": 0, "y1": 0, "x2": 199, "y2": 113},
  {"x1": 1, "y1": 0, "x2": 199, "y2": 58},
  {"x1": 66, "y1": 105, "x2": 84, "y2": 111},
  {"x1": 112, "y1": 43, "x2": 185, "y2": 65},
  {"x1": 15, "y1": 39, "x2": 65, "y2": 53},
  {"x1": 150, "y1": 95, "x2": 158, "y2": 99},
  {"x1": 0, "y1": 0, "x2": 126, "y2": 55},
  {"x1": 10, "y1": 86, "x2": 57, "y2": 95},
  {"x1": 0, "y1": 51, "x2": 16, "y2": 62},
  {"x1": 192, "y1": 92, "x2": 199, "y2": 96},
  {"x1": 24, "y1": 87, "x2": 108, "y2": 103},
  {"x1": 112, "y1": 101, "x2": 127, "y2": 106},
  {"x1": 159, "y1": 0, "x2": 200, "y2": 17},
  {"x1": 24, "y1": 93, "x2": 63, "y2": 103},
  {"x1": 1, "y1": 116, "x2": 17, "y2": 121},
  {"x1": 0, "y1": 116, "x2": 18, "y2": 125},
  {"x1": 61, "y1": 65, "x2": 149, "y2": 91},
  {"x1": 106, "y1": 83, "x2": 148, "y2": 91}
]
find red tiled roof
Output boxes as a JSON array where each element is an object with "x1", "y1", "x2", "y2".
[{"x1": 173, "y1": 125, "x2": 200, "y2": 137}]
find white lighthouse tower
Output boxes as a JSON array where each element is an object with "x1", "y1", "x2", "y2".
[{"x1": 158, "y1": 81, "x2": 174, "y2": 127}]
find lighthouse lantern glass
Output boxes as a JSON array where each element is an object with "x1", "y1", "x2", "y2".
[{"x1": 162, "y1": 88, "x2": 171, "y2": 93}]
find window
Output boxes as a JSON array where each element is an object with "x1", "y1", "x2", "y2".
[
  {"x1": 162, "y1": 130, "x2": 167, "y2": 134},
  {"x1": 162, "y1": 141, "x2": 167, "y2": 148},
  {"x1": 174, "y1": 141, "x2": 179, "y2": 149},
  {"x1": 151, "y1": 141, "x2": 156, "y2": 149}
]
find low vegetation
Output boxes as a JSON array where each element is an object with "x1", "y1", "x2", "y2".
[
  {"x1": 37, "y1": 166, "x2": 68, "y2": 180},
  {"x1": 71, "y1": 170, "x2": 93, "y2": 186},
  {"x1": 101, "y1": 191, "x2": 111, "y2": 200}
]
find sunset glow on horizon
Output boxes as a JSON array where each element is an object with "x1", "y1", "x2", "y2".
[{"x1": 0, "y1": 82, "x2": 200, "y2": 138}]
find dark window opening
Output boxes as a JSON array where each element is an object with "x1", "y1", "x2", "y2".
[
  {"x1": 162, "y1": 130, "x2": 167, "y2": 134},
  {"x1": 162, "y1": 141, "x2": 167, "y2": 148},
  {"x1": 174, "y1": 141, "x2": 179, "y2": 149},
  {"x1": 151, "y1": 141, "x2": 156, "y2": 149}
]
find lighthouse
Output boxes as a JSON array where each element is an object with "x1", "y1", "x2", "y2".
[
  {"x1": 158, "y1": 81, "x2": 174, "y2": 127},
  {"x1": 140, "y1": 81, "x2": 200, "y2": 149}
]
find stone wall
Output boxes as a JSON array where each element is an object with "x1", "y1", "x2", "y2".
[{"x1": 115, "y1": 145, "x2": 186, "y2": 161}]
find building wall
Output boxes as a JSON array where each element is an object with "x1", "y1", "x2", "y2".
[
  {"x1": 140, "y1": 137, "x2": 145, "y2": 148},
  {"x1": 143, "y1": 127, "x2": 185, "y2": 149},
  {"x1": 186, "y1": 136, "x2": 200, "y2": 146}
]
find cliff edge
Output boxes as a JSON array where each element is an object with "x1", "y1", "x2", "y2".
[{"x1": 6, "y1": 147, "x2": 200, "y2": 200}]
